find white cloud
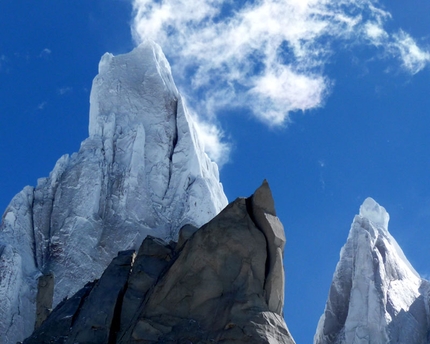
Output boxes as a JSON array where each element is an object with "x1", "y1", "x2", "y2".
[
  {"x1": 392, "y1": 31, "x2": 430, "y2": 74},
  {"x1": 131, "y1": 0, "x2": 430, "y2": 163},
  {"x1": 39, "y1": 48, "x2": 52, "y2": 59},
  {"x1": 190, "y1": 113, "x2": 230, "y2": 167},
  {"x1": 57, "y1": 87, "x2": 72, "y2": 95},
  {"x1": 37, "y1": 101, "x2": 47, "y2": 110},
  {"x1": 0, "y1": 54, "x2": 7, "y2": 72},
  {"x1": 249, "y1": 65, "x2": 329, "y2": 125},
  {"x1": 364, "y1": 22, "x2": 389, "y2": 43}
]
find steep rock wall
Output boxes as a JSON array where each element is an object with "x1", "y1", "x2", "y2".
[{"x1": 24, "y1": 181, "x2": 295, "y2": 344}]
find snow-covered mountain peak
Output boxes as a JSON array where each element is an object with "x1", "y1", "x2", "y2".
[
  {"x1": 355, "y1": 197, "x2": 419, "y2": 281},
  {"x1": 315, "y1": 198, "x2": 429, "y2": 344},
  {"x1": 89, "y1": 40, "x2": 178, "y2": 140},
  {"x1": 0, "y1": 41, "x2": 227, "y2": 344},
  {"x1": 359, "y1": 197, "x2": 389, "y2": 230}
]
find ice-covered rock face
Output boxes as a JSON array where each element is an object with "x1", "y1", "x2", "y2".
[
  {"x1": 0, "y1": 41, "x2": 227, "y2": 344},
  {"x1": 359, "y1": 197, "x2": 389, "y2": 229},
  {"x1": 315, "y1": 198, "x2": 430, "y2": 344}
]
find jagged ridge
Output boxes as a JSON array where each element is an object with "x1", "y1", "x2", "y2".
[{"x1": 24, "y1": 181, "x2": 295, "y2": 344}]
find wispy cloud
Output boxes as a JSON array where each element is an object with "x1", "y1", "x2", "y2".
[
  {"x1": 189, "y1": 111, "x2": 230, "y2": 167},
  {"x1": 131, "y1": 0, "x2": 430, "y2": 163},
  {"x1": 392, "y1": 31, "x2": 430, "y2": 74},
  {"x1": 37, "y1": 101, "x2": 47, "y2": 110},
  {"x1": 57, "y1": 87, "x2": 72, "y2": 95},
  {"x1": 39, "y1": 48, "x2": 52, "y2": 59},
  {"x1": 0, "y1": 55, "x2": 7, "y2": 72}
]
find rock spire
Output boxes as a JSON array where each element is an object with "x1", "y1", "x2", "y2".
[
  {"x1": 0, "y1": 41, "x2": 227, "y2": 344},
  {"x1": 315, "y1": 197, "x2": 430, "y2": 344},
  {"x1": 24, "y1": 181, "x2": 295, "y2": 344}
]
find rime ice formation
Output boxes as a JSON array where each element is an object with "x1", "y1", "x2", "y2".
[
  {"x1": 315, "y1": 197, "x2": 430, "y2": 344},
  {"x1": 0, "y1": 41, "x2": 227, "y2": 344}
]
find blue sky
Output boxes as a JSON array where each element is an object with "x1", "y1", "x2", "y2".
[{"x1": 1, "y1": 1, "x2": 430, "y2": 342}]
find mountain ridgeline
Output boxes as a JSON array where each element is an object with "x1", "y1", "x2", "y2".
[
  {"x1": 0, "y1": 41, "x2": 429, "y2": 343},
  {"x1": 24, "y1": 181, "x2": 295, "y2": 343}
]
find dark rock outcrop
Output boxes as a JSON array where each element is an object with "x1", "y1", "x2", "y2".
[
  {"x1": 35, "y1": 273, "x2": 54, "y2": 329},
  {"x1": 24, "y1": 181, "x2": 295, "y2": 344}
]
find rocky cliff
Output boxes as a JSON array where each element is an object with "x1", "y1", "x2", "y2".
[
  {"x1": 24, "y1": 181, "x2": 296, "y2": 344},
  {"x1": 0, "y1": 41, "x2": 227, "y2": 344}
]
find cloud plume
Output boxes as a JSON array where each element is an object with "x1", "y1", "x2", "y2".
[{"x1": 131, "y1": 0, "x2": 430, "y2": 163}]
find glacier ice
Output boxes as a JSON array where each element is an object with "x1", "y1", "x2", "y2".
[
  {"x1": 315, "y1": 197, "x2": 430, "y2": 344},
  {"x1": 0, "y1": 41, "x2": 227, "y2": 344}
]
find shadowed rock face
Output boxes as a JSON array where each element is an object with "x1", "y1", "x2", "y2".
[
  {"x1": 24, "y1": 181, "x2": 295, "y2": 344},
  {"x1": 34, "y1": 273, "x2": 54, "y2": 329}
]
